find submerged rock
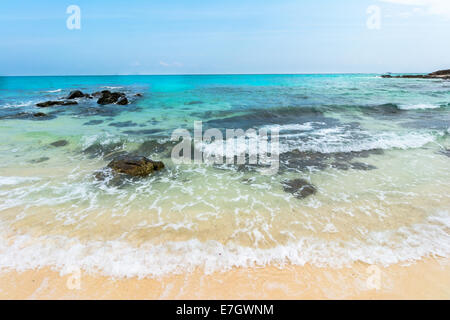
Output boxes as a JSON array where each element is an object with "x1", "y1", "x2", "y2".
[
  {"x1": 439, "y1": 149, "x2": 450, "y2": 158},
  {"x1": 50, "y1": 140, "x2": 69, "y2": 147},
  {"x1": 29, "y1": 157, "x2": 50, "y2": 163},
  {"x1": 83, "y1": 119, "x2": 104, "y2": 126},
  {"x1": 185, "y1": 100, "x2": 204, "y2": 105},
  {"x1": 350, "y1": 162, "x2": 377, "y2": 171},
  {"x1": 282, "y1": 179, "x2": 317, "y2": 199},
  {"x1": 107, "y1": 155, "x2": 164, "y2": 177},
  {"x1": 108, "y1": 121, "x2": 137, "y2": 128},
  {"x1": 36, "y1": 100, "x2": 78, "y2": 108},
  {"x1": 33, "y1": 112, "x2": 48, "y2": 117},
  {"x1": 135, "y1": 140, "x2": 176, "y2": 156},
  {"x1": 83, "y1": 142, "x2": 124, "y2": 159},
  {"x1": 280, "y1": 150, "x2": 330, "y2": 171}
]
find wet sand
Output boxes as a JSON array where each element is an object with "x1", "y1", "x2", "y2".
[{"x1": 0, "y1": 257, "x2": 448, "y2": 300}]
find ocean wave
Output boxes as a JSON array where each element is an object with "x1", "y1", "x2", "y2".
[
  {"x1": 43, "y1": 89, "x2": 62, "y2": 93},
  {"x1": 0, "y1": 211, "x2": 448, "y2": 277},
  {"x1": 263, "y1": 122, "x2": 322, "y2": 132},
  {"x1": 283, "y1": 129, "x2": 439, "y2": 154},
  {"x1": 199, "y1": 125, "x2": 441, "y2": 158},
  {"x1": 397, "y1": 104, "x2": 442, "y2": 110}
]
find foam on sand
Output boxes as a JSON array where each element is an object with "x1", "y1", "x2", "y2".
[{"x1": 0, "y1": 211, "x2": 448, "y2": 278}]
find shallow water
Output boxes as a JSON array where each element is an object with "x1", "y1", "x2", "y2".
[{"x1": 0, "y1": 74, "x2": 449, "y2": 277}]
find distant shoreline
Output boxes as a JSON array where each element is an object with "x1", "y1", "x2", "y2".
[{"x1": 0, "y1": 72, "x2": 430, "y2": 77}]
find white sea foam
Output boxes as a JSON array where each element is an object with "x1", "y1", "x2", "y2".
[
  {"x1": 200, "y1": 125, "x2": 440, "y2": 158},
  {"x1": 281, "y1": 128, "x2": 439, "y2": 154},
  {"x1": 1, "y1": 101, "x2": 35, "y2": 109},
  {"x1": 398, "y1": 104, "x2": 441, "y2": 110},
  {"x1": 103, "y1": 86, "x2": 123, "y2": 90},
  {"x1": 0, "y1": 176, "x2": 40, "y2": 186},
  {"x1": 0, "y1": 211, "x2": 448, "y2": 277},
  {"x1": 43, "y1": 89, "x2": 62, "y2": 93},
  {"x1": 263, "y1": 122, "x2": 321, "y2": 132}
]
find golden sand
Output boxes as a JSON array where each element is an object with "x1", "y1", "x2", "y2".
[{"x1": 0, "y1": 257, "x2": 448, "y2": 300}]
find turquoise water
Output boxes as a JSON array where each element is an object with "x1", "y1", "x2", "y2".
[{"x1": 0, "y1": 74, "x2": 449, "y2": 277}]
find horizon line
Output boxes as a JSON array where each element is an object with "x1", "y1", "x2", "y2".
[{"x1": 0, "y1": 71, "x2": 424, "y2": 77}]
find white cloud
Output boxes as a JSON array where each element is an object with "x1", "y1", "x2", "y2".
[{"x1": 380, "y1": 0, "x2": 450, "y2": 18}]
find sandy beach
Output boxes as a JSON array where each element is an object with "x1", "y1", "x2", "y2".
[{"x1": 1, "y1": 257, "x2": 448, "y2": 300}]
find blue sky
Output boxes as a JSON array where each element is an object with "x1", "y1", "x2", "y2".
[{"x1": 0, "y1": 0, "x2": 449, "y2": 75}]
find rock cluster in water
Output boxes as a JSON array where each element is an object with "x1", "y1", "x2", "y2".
[
  {"x1": 381, "y1": 69, "x2": 450, "y2": 80},
  {"x1": 94, "y1": 91, "x2": 129, "y2": 105},
  {"x1": 35, "y1": 89, "x2": 137, "y2": 108}
]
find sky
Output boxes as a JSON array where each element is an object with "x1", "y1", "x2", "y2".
[{"x1": 0, "y1": 0, "x2": 449, "y2": 75}]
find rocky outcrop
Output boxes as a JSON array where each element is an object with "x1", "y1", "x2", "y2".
[
  {"x1": 107, "y1": 155, "x2": 164, "y2": 177},
  {"x1": 97, "y1": 91, "x2": 128, "y2": 105},
  {"x1": 428, "y1": 69, "x2": 450, "y2": 77},
  {"x1": 36, "y1": 100, "x2": 78, "y2": 107},
  {"x1": 382, "y1": 69, "x2": 450, "y2": 80},
  {"x1": 66, "y1": 90, "x2": 87, "y2": 99}
]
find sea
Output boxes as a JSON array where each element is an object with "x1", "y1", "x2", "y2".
[{"x1": 0, "y1": 74, "x2": 449, "y2": 277}]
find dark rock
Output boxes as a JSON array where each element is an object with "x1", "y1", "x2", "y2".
[
  {"x1": 33, "y1": 112, "x2": 48, "y2": 117},
  {"x1": 107, "y1": 155, "x2": 165, "y2": 177},
  {"x1": 134, "y1": 93, "x2": 143, "y2": 97},
  {"x1": 97, "y1": 91, "x2": 126, "y2": 105},
  {"x1": 117, "y1": 97, "x2": 129, "y2": 105},
  {"x1": 36, "y1": 100, "x2": 78, "y2": 108},
  {"x1": 66, "y1": 90, "x2": 85, "y2": 99},
  {"x1": 50, "y1": 140, "x2": 69, "y2": 147},
  {"x1": 282, "y1": 179, "x2": 317, "y2": 199},
  {"x1": 428, "y1": 69, "x2": 450, "y2": 77}
]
